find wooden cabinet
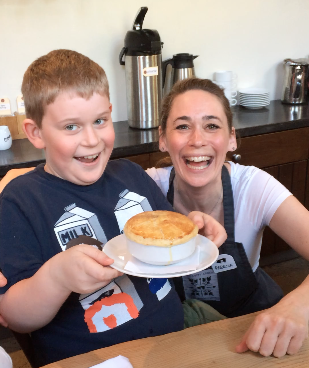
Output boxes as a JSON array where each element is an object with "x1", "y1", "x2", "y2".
[
  {"x1": 228, "y1": 127, "x2": 309, "y2": 258},
  {"x1": 116, "y1": 151, "x2": 170, "y2": 170}
]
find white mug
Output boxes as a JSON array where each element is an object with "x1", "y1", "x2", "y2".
[
  {"x1": 224, "y1": 88, "x2": 237, "y2": 100},
  {"x1": 216, "y1": 80, "x2": 237, "y2": 90},
  {"x1": 213, "y1": 81, "x2": 237, "y2": 100},
  {"x1": 229, "y1": 98, "x2": 237, "y2": 106},
  {"x1": 0, "y1": 126, "x2": 12, "y2": 150},
  {"x1": 214, "y1": 70, "x2": 237, "y2": 83}
]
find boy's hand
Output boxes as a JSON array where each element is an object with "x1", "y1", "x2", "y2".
[
  {"x1": 0, "y1": 271, "x2": 7, "y2": 287},
  {"x1": 0, "y1": 272, "x2": 9, "y2": 327},
  {"x1": 187, "y1": 211, "x2": 227, "y2": 247},
  {"x1": 49, "y1": 244, "x2": 123, "y2": 295}
]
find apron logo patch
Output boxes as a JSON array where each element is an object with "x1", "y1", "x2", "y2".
[
  {"x1": 182, "y1": 269, "x2": 220, "y2": 301},
  {"x1": 212, "y1": 254, "x2": 237, "y2": 274}
]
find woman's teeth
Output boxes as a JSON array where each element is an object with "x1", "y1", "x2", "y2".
[{"x1": 185, "y1": 156, "x2": 211, "y2": 170}]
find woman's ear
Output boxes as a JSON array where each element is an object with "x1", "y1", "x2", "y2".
[
  {"x1": 23, "y1": 119, "x2": 46, "y2": 149},
  {"x1": 158, "y1": 127, "x2": 168, "y2": 152},
  {"x1": 228, "y1": 127, "x2": 237, "y2": 152}
]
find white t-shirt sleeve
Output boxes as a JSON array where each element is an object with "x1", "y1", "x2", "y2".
[
  {"x1": 145, "y1": 166, "x2": 173, "y2": 197},
  {"x1": 230, "y1": 162, "x2": 292, "y2": 270},
  {"x1": 0, "y1": 347, "x2": 12, "y2": 368},
  {"x1": 231, "y1": 162, "x2": 292, "y2": 229}
]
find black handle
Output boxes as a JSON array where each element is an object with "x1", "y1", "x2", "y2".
[
  {"x1": 133, "y1": 7, "x2": 148, "y2": 30},
  {"x1": 162, "y1": 58, "x2": 173, "y2": 88},
  {"x1": 232, "y1": 154, "x2": 242, "y2": 162},
  {"x1": 119, "y1": 47, "x2": 127, "y2": 66}
]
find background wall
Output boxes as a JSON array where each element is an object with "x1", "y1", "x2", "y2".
[{"x1": 1, "y1": 0, "x2": 308, "y2": 122}]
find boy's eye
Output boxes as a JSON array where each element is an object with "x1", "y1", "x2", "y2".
[
  {"x1": 65, "y1": 124, "x2": 77, "y2": 131},
  {"x1": 207, "y1": 123, "x2": 219, "y2": 130},
  {"x1": 94, "y1": 119, "x2": 105, "y2": 125}
]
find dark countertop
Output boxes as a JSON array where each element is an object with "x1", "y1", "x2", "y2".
[{"x1": 1, "y1": 100, "x2": 309, "y2": 176}]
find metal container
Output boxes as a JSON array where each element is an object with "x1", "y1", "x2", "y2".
[
  {"x1": 119, "y1": 7, "x2": 163, "y2": 129},
  {"x1": 162, "y1": 53, "x2": 198, "y2": 96},
  {"x1": 281, "y1": 58, "x2": 309, "y2": 104}
]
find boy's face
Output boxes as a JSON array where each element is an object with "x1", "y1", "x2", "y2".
[{"x1": 39, "y1": 92, "x2": 115, "y2": 185}]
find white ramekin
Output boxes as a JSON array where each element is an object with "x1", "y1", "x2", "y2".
[{"x1": 126, "y1": 236, "x2": 197, "y2": 265}]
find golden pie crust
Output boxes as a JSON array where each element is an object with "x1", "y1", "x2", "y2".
[{"x1": 123, "y1": 210, "x2": 198, "y2": 247}]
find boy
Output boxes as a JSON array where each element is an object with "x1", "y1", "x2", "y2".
[{"x1": 0, "y1": 50, "x2": 225, "y2": 367}]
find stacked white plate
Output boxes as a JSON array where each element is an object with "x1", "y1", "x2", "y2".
[{"x1": 238, "y1": 88, "x2": 270, "y2": 109}]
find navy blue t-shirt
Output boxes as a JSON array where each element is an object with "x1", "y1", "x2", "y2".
[{"x1": 0, "y1": 159, "x2": 184, "y2": 367}]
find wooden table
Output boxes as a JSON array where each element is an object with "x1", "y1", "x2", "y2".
[{"x1": 42, "y1": 312, "x2": 309, "y2": 368}]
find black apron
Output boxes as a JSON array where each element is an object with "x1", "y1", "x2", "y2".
[{"x1": 167, "y1": 165, "x2": 283, "y2": 317}]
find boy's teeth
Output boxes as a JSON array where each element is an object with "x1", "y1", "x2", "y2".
[
  {"x1": 83, "y1": 154, "x2": 98, "y2": 159},
  {"x1": 186, "y1": 156, "x2": 210, "y2": 162}
]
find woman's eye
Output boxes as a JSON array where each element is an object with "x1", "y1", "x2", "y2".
[
  {"x1": 65, "y1": 124, "x2": 77, "y2": 131},
  {"x1": 176, "y1": 124, "x2": 189, "y2": 130},
  {"x1": 94, "y1": 118, "x2": 105, "y2": 125}
]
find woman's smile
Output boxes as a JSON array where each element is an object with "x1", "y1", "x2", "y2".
[{"x1": 184, "y1": 155, "x2": 213, "y2": 170}]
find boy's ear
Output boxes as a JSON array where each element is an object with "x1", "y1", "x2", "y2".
[{"x1": 23, "y1": 119, "x2": 46, "y2": 149}]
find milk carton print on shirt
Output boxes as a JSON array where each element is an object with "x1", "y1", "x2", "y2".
[
  {"x1": 54, "y1": 203, "x2": 107, "y2": 251},
  {"x1": 114, "y1": 189, "x2": 152, "y2": 233}
]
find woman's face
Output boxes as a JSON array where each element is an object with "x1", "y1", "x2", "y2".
[{"x1": 160, "y1": 90, "x2": 236, "y2": 188}]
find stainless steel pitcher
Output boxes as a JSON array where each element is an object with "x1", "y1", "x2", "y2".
[
  {"x1": 162, "y1": 53, "x2": 198, "y2": 96},
  {"x1": 281, "y1": 58, "x2": 309, "y2": 104},
  {"x1": 119, "y1": 7, "x2": 163, "y2": 129}
]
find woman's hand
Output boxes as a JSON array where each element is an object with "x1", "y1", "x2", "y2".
[
  {"x1": 188, "y1": 211, "x2": 227, "y2": 247},
  {"x1": 236, "y1": 284, "x2": 309, "y2": 357}
]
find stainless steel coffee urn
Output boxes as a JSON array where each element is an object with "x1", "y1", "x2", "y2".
[
  {"x1": 119, "y1": 7, "x2": 163, "y2": 129},
  {"x1": 281, "y1": 58, "x2": 309, "y2": 104}
]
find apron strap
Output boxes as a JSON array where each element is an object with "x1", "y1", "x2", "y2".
[
  {"x1": 167, "y1": 167, "x2": 175, "y2": 206},
  {"x1": 166, "y1": 165, "x2": 235, "y2": 242},
  {"x1": 221, "y1": 165, "x2": 235, "y2": 242}
]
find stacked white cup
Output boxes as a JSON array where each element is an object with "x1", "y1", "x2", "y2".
[{"x1": 213, "y1": 71, "x2": 237, "y2": 106}]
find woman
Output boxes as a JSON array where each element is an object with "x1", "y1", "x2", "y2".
[{"x1": 146, "y1": 78, "x2": 309, "y2": 358}]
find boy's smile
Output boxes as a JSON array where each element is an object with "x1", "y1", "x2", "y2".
[{"x1": 37, "y1": 92, "x2": 115, "y2": 185}]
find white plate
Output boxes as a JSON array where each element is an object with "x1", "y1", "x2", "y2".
[
  {"x1": 240, "y1": 102, "x2": 270, "y2": 105},
  {"x1": 240, "y1": 103, "x2": 270, "y2": 107},
  {"x1": 239, "y1": 96, "x2": 270, "y2": 101},
  {"x1": 238, "y1": 87, "x2": 269, "y2": 94},
  {"x1": 103, "y1": 234, "x2": 219, "y2": 278},
  {"x1": 241, "y1": 105, "x2": 269, "y2": 109}
]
